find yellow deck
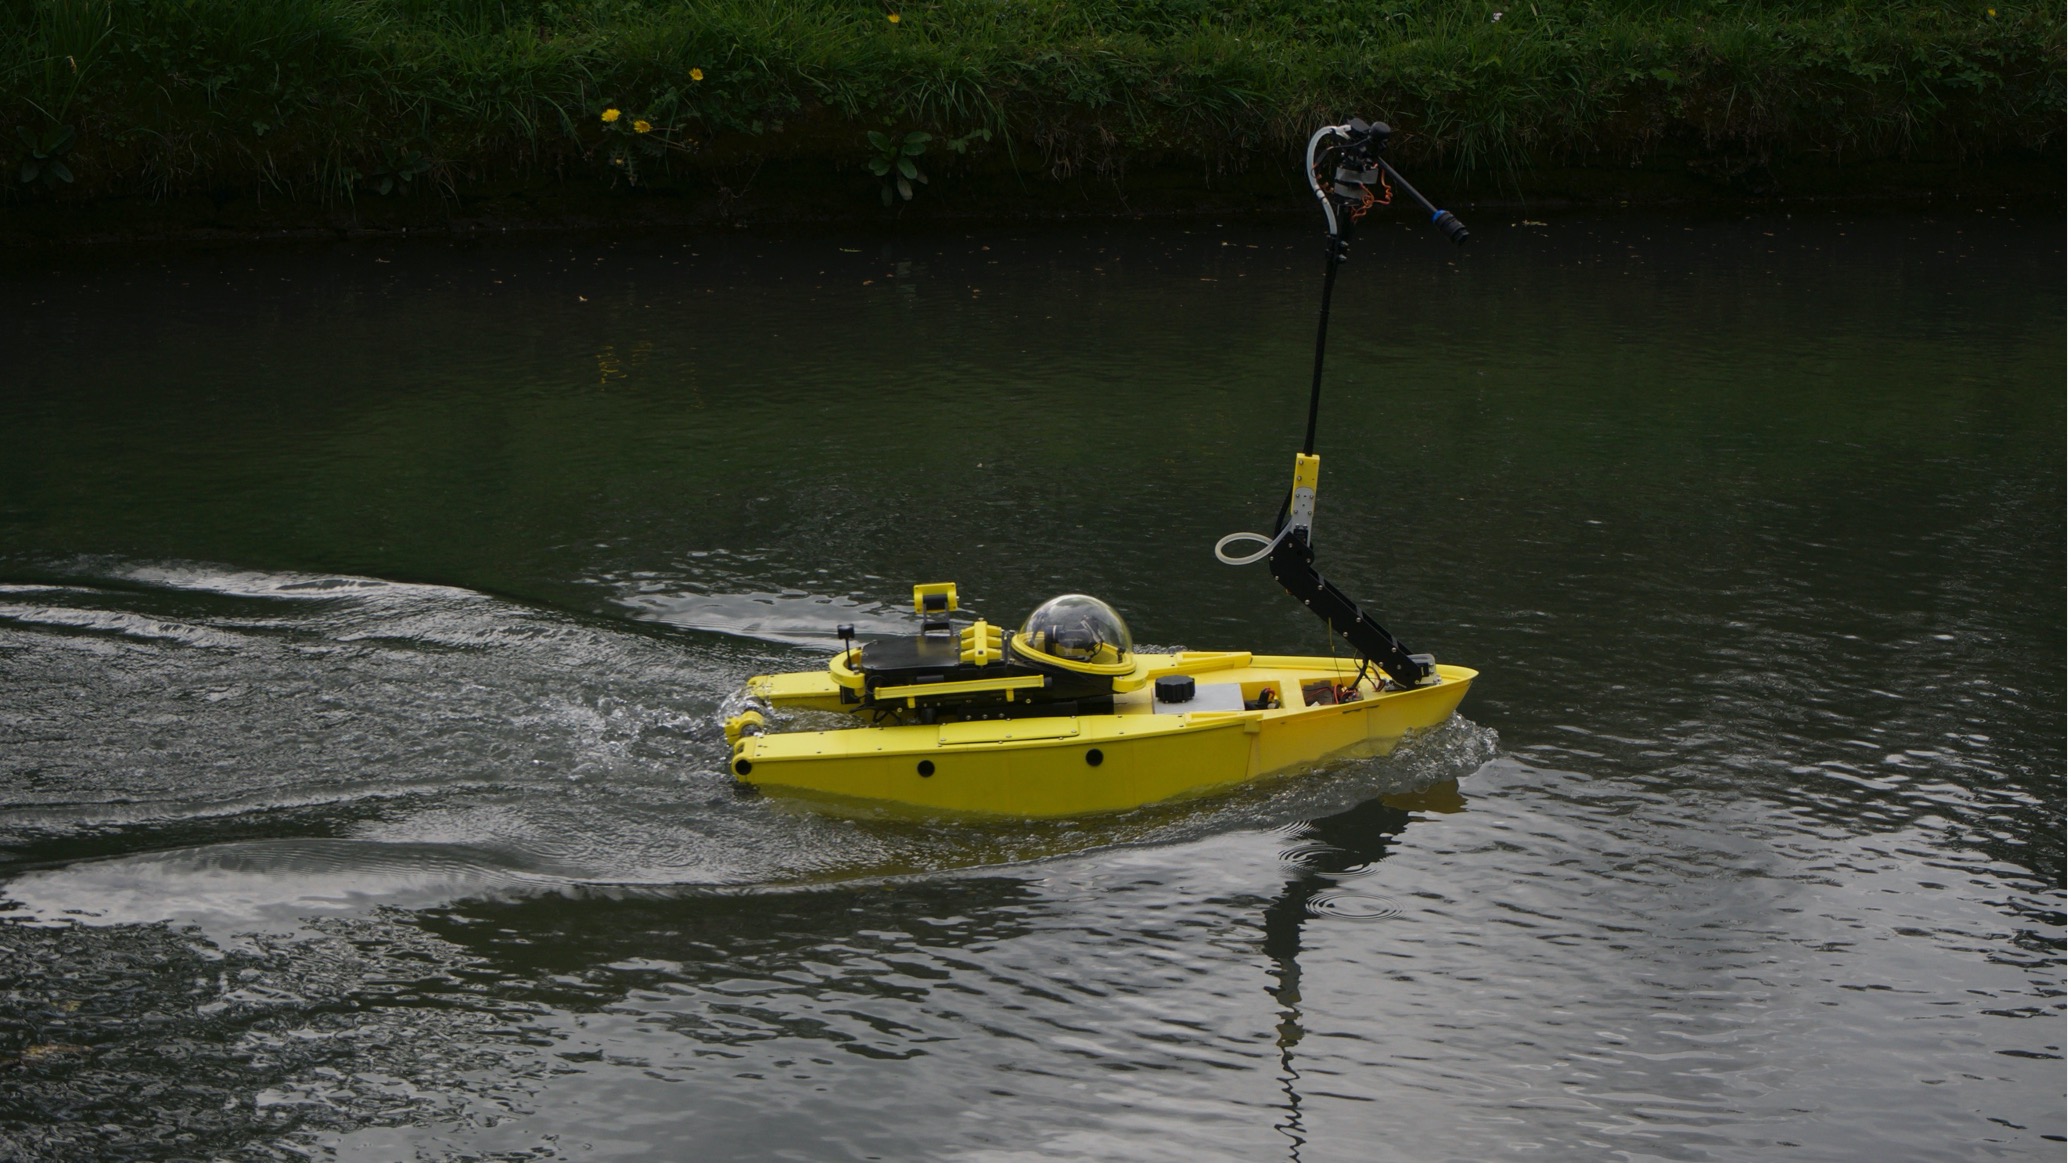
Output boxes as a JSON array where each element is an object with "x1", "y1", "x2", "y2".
[{"x1": 733, "y1": 652, "x2": 1476, "y2": 817}]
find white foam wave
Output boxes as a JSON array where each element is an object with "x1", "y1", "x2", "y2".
[
  {"x1": 0, "y1": 839, "x2": 563, "y2": 942},
  {"x1": 107, "y1": 563, "x2": 478, "y2": 606},
  {"x1": 0, "y1": 603, "x2": 258, "y2": 649}
]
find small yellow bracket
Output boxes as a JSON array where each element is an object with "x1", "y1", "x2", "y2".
[
  {"x1": 1180, "y1": 709, "x2": 1266, "y2": 732},
  {"x1": 913, "y1": 581, "x2": 959, "y2": 615},
  {"x1": 1291, "y1": 452, "x2": 1321, "y2": 494},
  {"x1": 875, "y1": 673, "x2": 1048, "y2": 705},
  {"x1": 1113, "y1": 651, "x2": 1253, "y2": 692},
  {"x1": 1287, "y1": 452, "x2": 1321, "y2": 536},
  {"x1": 959, "y1": 618, "x2": 1003, "y2": 665}
]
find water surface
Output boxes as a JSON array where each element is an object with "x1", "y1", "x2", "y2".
[{"x1": 0, "y1": 208, "x2": 2062, "y2": 1159}]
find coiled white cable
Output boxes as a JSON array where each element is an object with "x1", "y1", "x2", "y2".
[{"x1": 1213, "y1": 517, "x2": 1295, "y2": 566}]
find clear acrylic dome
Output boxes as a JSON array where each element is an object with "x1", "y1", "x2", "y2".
[{"x1": 1018, "y1": 594, "x2": 1133, "y2": 666}]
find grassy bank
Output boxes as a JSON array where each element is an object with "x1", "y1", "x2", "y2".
[{"x1": 2, "y1": 0, "x2": 2062, "y2": 231}]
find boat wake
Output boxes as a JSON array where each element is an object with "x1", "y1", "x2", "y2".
[{"x1": 0, "y1": 560, "x2": 1499, "y2": 939}]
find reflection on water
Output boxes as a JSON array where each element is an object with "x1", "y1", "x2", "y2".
[
  {"x1": 0, "y1": 210, "x2": 2062, "y2": 1159},
  {"x1": 1265, "y1": 795, "x2": 1419, "y2": 1160}
]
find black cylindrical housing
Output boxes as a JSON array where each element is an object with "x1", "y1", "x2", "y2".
[{"x1": 1154, "y1": 675, "x2": 1197, "y2": 704}]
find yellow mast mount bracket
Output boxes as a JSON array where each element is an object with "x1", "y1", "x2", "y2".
[
  {"x1": 913, "y1": 582, "x2": 958, "y2": 616},
  {"x1": 1289, "y1": 451, "x2": 1321, "y2": 540}
]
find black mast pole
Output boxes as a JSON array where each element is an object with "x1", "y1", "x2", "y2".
[{"x1": 1301, "y1": 242, "x2": 1343, "y2": 457}]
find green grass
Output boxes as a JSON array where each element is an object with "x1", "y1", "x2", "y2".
[{"x1": 2, "y1": 0, "x2": 2061, "y2": 211}]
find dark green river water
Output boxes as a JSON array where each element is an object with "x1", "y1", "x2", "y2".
[{"x1": 1, "y1": 207, "x2": 2062, "y2": 1160}]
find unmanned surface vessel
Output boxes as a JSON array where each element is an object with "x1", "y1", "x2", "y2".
[{"x1": 727, "y1": 119, "x2": 1477, "y2": 816}]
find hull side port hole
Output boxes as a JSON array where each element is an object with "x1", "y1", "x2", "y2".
[
  {"x1": 734, "y1": 759, "x2": 753, "y2": 776},
  {"x1": 917, "y1": 760, "x2": 936, "y2": 777},
  {"x1": 1085, "y1": 748, "x2": 1104, "y2": 766}
]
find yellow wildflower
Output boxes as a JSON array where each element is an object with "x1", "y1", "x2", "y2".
[
  {"x1": 690, "y1": 68, "x2": 705, "y2": 81},
  {"x1": 887, "y1": 12, "x2": 900, "y2": 22},
  {"x1": 601, "y1": 108, "x2": 621, "y2": 123},
  {"x1": 634, "y1": 119, "x2": 653, "y2": 134}
]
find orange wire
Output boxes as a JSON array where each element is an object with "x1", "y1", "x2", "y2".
[{"x1": 1319, "y1": 154, "x2": 1393, "y2": 224}]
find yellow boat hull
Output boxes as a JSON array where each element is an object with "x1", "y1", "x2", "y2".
[{"x1": 732, "y1": 654, "x2": 1476, "y2": 817}]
